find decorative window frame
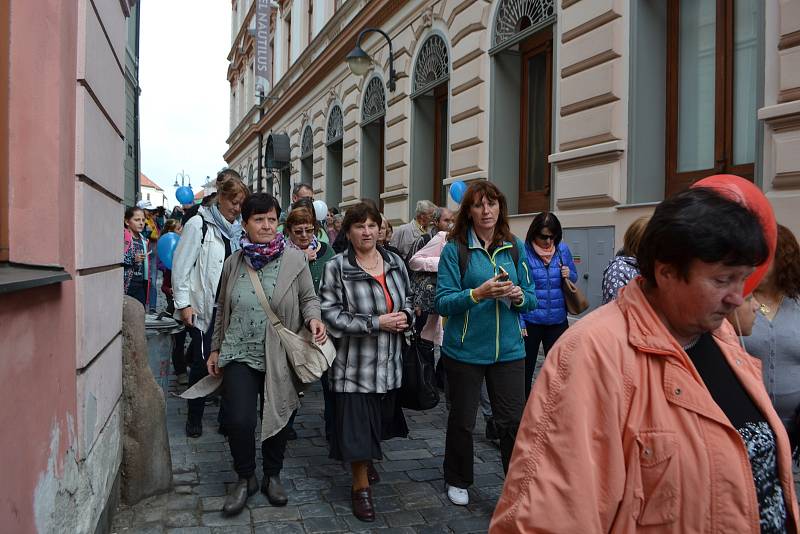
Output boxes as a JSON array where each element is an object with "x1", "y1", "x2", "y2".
[
  {"x1": 489, "y1": 0, "x2": 556, "y2": 55},
  {"x1": 360, "y1": 75, "x2": 386, "y2": 127},
  {"x1": 411, "y1": 33, "x2": 450, "y2": 99},
  {"x1": 301, "y1": 124, "x2": 314, "y2": 159},
  {"x1": 326, "y1": 104, "x2": 344, "y2": 145}
]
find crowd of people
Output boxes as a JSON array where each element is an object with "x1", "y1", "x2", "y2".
[{"x1": 122, "y1": 169, "x2": 800, "y2": 532}]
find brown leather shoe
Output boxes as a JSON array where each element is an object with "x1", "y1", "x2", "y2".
[
  {"x1": 367, "y1": 462, "x2": 380, "y2": 485},
  {"x1": 351, "y1": 486, "x2": 375, "y2": 522}
]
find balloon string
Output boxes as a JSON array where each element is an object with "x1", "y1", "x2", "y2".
[{"x1": 734, "y1": 310, "x2": 745, "y2": 350}]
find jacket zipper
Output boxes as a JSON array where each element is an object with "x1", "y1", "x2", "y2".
[{"x1": 489, "y1": 243, "x2": 512, "y2": 361}]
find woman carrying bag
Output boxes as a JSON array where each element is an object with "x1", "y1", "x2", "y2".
[
  {"x1": 207, "y1": 193, "x2": 327, "y2": 516},
  {"x1": 319, "y1": 202, "x2": 412, "y2": 523},
  {"x1": 520, "y1": 212, "x2": 578, "y2": 398}
]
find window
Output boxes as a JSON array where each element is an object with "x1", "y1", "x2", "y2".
[
  {"x1": 665, "y1": 0, "x2": 759, "y2": 195},
  {"x1": 519, "y1": 27, "x2": 553, "y2": 213}
]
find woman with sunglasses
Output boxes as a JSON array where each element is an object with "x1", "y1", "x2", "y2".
[{"x1": 520, "y1": 212, "x2": 577, "y2": 398}]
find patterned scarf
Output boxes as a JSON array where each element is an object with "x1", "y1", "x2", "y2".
[
  {"x1": 240, "y1": 234, "x2": 286, "y2": 270},
  {"x1": 286, "y1": 235, "x2": 319, "y2": 252}
]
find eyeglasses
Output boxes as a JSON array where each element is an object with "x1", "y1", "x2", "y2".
[
  {"x1": 292, "y1": 227, "x2": 315, "y2": 236},
  {"x1": 536, "y1": 233, "x2": 555, "y2": 242}
]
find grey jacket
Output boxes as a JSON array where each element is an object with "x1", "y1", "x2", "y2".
[
  {"x1": 389, "y1": 220, "x2": 423, "y2": 260},
  {"x1": 211, "y1": 248, "x2": 321, "y2": 441},
  {"x1": 319, "y1": 246, "x2": 413, "y2": 394}
]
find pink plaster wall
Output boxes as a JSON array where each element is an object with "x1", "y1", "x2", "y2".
[{"x1": 0, "y1": 1, "x2": 79, "y2": 532}]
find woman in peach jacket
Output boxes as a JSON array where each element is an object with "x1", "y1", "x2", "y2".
[{"x1": 491, "y1": 188, "x2": 799, "y2": 534}]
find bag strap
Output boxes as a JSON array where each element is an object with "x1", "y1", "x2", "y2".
[{"x1": 245, "y1": 262, "x2": 284, "y2": 329}]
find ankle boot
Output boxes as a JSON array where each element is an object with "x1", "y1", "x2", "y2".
[
  {"x1": 351, "y1": 486, "x2": 375, "y2": 522},
  {"x1": 261, "y1": 475, "x2": 288, "y2": 506},
  {"x1": 222, "y1": 475, "x2": 258, "y2": 516}
]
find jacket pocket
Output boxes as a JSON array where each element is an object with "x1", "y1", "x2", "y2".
[{"x1": 634, "y1": 431, "x2": 680, "y2": 526}]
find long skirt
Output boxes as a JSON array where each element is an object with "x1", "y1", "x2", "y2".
[{"x1": 329, "y1": 389, "x2": 408, "y2": 462}]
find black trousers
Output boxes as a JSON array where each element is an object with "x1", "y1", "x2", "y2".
[
  {"x1": 186, "y1": 311, "x2": 215, "y2": 425},
  {"x1": 442, "y1": 354, "x2": 524, "y2": 489},
  {"x1": 171, "y1": 329, "x2": 188, "y2": 376},
  {"x1": 321, "y1": 373, "x2": 335, "y2": 440},
  {"x1": 523, "y1": 321, "x2": 568, "y2": 398},
  {"x1": 126, "y1": 278, "x2": 147, "y2": 309},
  {"x1": 223, "y1": 362, "x2": 290, "y2": 478}
]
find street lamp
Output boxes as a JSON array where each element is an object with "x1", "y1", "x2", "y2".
[
  {"x1": 174, "y1": 170, "x2": 192, "y2": 188},
  {"x1": 346, "y1": 27, "x2": 396, "y2": 92}
]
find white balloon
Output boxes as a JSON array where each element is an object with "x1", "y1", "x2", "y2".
[{"x1": 313, "y1": 200, "x2": 328, "y2": 222}]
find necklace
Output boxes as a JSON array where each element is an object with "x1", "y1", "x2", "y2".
[
  {"x1": 682, "y1": 335, "x2": 701, "y2": 351},
  {"x1": 356, "y1": 252, "x2": 380, "y2": 271},
  {"x1": 755, "y1": 291, "x2": 783, "y2": 317}
]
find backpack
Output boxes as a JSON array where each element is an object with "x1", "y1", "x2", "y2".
[{"x1": 407, "y1": 233, "x2": 437, "y2": 313}]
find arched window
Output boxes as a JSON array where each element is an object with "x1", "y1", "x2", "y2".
[
  {"x1": 360, "y1": 77, "x2": 386, "y2": 208},
  {"x1": 325, "y1": 105, "x2": 344, "y2": 209},
  {"x1": 300, "y1": 125, "x2": 313, "y2": 186},
  {"x1": 411, "y1": 34, "x2": 450, "y2": 211},
  {"x1": 490, "y1": 0, "x2": 555, "y2": 214}
]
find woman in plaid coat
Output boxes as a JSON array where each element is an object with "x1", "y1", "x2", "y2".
[{"x1": 319, "y1": 202, "x2": 413, "y2": 523}]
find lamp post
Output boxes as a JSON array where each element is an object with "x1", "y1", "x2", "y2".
[
  {"x1": 173, "y1": 170, "x2": 192, "y2": 188},
  {"x1": 346, "y1": 27, "x2": 396, "y2": 91}
]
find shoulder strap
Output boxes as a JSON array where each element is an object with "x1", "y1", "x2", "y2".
[
  {"x1": 200, "y1": 217, "x2": 209, "y2": 245},
  {"x1": 457, "y1": 241, "x2": 470, "y2": 281},
  {"x1": 245, "y1": 263, "x2": 284, "y2": 329},
  {"x1": 509, "y1": 240, "x2": 519, "y2": 265}
]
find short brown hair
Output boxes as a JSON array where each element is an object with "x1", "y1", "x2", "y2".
[
  {"x1": 772, "y1": 224, "x2": 800, "y2": 299},
  {"x1": 342, "y1": 202, "x2": 382, "y2": 235},
  {"x1": 449, "y1": 181, "x2": 513, "y2": 247},
  {"x1": 623, "y1": 216, "x2": 649, "y2": 257},
  {"x1": 284, "y1": 207, "x2": 318, "y2": 233}
]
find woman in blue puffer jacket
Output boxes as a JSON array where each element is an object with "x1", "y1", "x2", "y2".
[{"x1": 520, "y1": 212, "x2": 577, "y2": 398}]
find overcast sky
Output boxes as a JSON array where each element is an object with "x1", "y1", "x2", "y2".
[{"x1": 139, "y1": 1, "x2": 232, "y2": 204}]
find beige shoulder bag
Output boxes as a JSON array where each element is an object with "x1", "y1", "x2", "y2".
[{"x1": 246, "y1": 263, "x2": 336, "y2": 383}]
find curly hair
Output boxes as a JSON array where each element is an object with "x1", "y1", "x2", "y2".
[{"x1": 772, "y1": 224, "x2": 800, "y2": 299}]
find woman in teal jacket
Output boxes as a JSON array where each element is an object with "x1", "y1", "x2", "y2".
[{"x1": 434, "y1": 181, "x2": 536, "y2": 507}]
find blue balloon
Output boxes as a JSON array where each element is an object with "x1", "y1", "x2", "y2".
[
  {"x1": 450, "y1": 180, "x2": 467, "y2": 203},
  {"x1": 176, "y1": 186, "x2": 194, "y2": 205},
  {"x1": 156, "y1": 233, "x2": 180, "y2": 270}
]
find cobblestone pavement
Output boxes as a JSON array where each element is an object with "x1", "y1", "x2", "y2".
[{"x1": 110, "y1": 353, "x2": 545, "y2": 534}]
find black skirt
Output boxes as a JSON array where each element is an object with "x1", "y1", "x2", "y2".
[{"x1": 329, "y1": 389, "x2": 409, "y2": 462}]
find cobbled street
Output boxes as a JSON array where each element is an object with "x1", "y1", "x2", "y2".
[{"x1": 110, "y1": 353, "x2": 544, "y2": 534}]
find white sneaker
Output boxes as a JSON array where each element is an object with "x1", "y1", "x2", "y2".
[{"x1": 446, "y1": 484, "x2": 469, "y2": 506}]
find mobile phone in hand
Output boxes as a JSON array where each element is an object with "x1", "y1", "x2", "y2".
[{"x1": 497, "y1": 266, "x2": 510, "y2": 280}]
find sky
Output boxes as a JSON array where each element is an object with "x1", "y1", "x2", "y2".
[{"x1": 139, "y1": 1, "x2": 232, "y2": 207}]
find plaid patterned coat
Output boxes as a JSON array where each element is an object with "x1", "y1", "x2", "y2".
[{"x1": 319, "y1": 246, "x2": 413, "y2": 393}]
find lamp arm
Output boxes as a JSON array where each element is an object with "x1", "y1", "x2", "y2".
[{"x1": 355, "y1": 28, "x2": 396, "y2": 91}]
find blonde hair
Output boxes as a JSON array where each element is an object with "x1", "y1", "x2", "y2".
[
  {"x1": 623, "y1": 216, "x2": 650, "y2": 257},
  {"x1": 216, "y1": 175, "x2": 249, "y2": 202}
]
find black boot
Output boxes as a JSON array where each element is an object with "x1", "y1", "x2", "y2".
[
  {"x1": 261, "y1": 475, "x2": 288, "y2": 506},
  {"x1": 185, "y1": 420, "x2": 202, "y2": 438},
  {"x1": 222, "y1": 475, "x2": 258, "y2": 516}
]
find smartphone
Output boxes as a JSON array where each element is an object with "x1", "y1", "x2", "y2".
[{"x1": 497, "y1": 266, "x2": 510, "y2": 280}]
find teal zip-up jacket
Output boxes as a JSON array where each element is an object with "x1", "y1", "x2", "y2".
[{"x1": 435, "y1": 231, "x2": 537, "y2": 365}]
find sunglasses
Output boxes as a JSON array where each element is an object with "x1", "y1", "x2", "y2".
[
  {"x1": 292, "y1": 227, "x2": 315, "y2": 236},
  {"x1": 536, "y1": 233, "x2": 555, "y2": 241}
]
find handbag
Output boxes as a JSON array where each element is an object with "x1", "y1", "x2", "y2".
[
  {"x1": 246, "y1": 264, "x2": 336, "y2": 384},
  {"x1": 558, "y1": 251, "x2": 590, "y2": 315},
  {"x1": 399, "y1": 333, "x2": 439, "y2": 411}
]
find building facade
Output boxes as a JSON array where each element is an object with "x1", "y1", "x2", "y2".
[
  {"x1": 140, "y1": 173, "x2": 168, "y2": 208},
  {"x1": 224, "y1": 0, "x2": 800, "y2": 306},
  {"x1": 124, "y1": 2, "x2": 142, "y2": 208},
  {"x1": 0, "y1": 0, "x2": 136, "y2": 532}
]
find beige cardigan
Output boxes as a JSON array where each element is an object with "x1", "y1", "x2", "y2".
[{"x1": 211, "y1": 248, "x2": 321, "y2": 441}]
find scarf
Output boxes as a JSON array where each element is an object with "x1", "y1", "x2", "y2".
[
  {"x1": 286, "y1": 235, "x2": 319, "y2": 252},
  {"x1": 533, "y1": 242, "x2": 556, "y2": 265},
  {"x1": 240, "y1": 234, "x2": 286, "y2": 270},
  {"x1": 209, "y1": 205, "x2": 240, "y2": 246}
]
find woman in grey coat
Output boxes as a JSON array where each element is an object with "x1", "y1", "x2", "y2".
[
  {"x1": 319, "y1": 202, "x2": 413, "y2": 523},
  {"x1": 207, "y1": 193, "x2": 327, "y2": 516}
]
